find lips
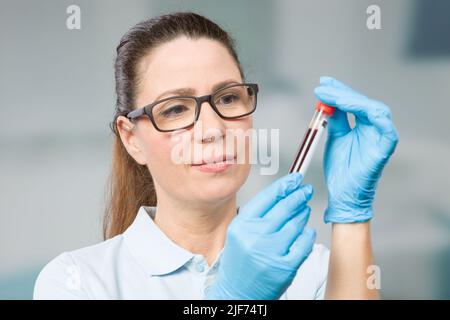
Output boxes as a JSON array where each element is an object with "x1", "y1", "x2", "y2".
[{"x1": 190, "y1": 154, "x2": 236, "y2": 166}]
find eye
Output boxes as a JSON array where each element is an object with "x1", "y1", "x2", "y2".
[
  {"x1": 160, "y1": 104, "x2": 189, "y2": 118},
  {"x1": 218, "y1": 93, "x2": 240, "y2": 105}
]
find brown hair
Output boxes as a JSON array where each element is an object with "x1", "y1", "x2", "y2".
[{"x1": 103, "y1": 12, "x2": 245, "y2": 240}]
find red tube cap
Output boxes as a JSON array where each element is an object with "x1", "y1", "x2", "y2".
[{"x1": 316, "y1": 101, "x2": 336, "y2": 116}]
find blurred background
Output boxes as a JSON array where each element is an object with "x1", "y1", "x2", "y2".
[{"x1": 1, "y1": 0, "x2": 449, "y2": 299}]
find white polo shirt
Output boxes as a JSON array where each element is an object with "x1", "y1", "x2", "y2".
[{"x1": 34, "y1": 206, "x2": 329, "y2": 300}]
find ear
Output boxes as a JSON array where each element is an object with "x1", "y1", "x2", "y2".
[{"x1": 116, "y1": 116, "x2": 147, "y2": 165}]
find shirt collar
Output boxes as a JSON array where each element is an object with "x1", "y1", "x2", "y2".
[{"x1": 123, "y1": 206, "x2": 195, "y2": 276}]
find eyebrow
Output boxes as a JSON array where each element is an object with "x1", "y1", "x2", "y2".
[{"x1": 153, "y1": 79, "x2": 240, "y2": 101}]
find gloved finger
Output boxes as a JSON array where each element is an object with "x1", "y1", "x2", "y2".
[
  {"x1": 239, "y1": 172, "x2": 303, "y2": 219},
  {"x1": 315, "y1": 85, "x2": 370, "y2": 126},
  {"x1": 315, "y1": 85, "x2": 392, "y2": 120},
  {"x1": 234, "y1": 216, "x2": 273, "y2": 235},
  {"x1": 319, "y1": 76, "x2": 365, "y2": 98},
  {"x1": 282, "y1": 227, "x2": 316, "y2": 269},
  {"x1": 262, "y1": 185, "x2": 313, "y2": 232},
  {"x1": 322, "y1": 88, "x2": 398, "y2": 155},
  {"x1": 369, "y1": 112, "x2": 399, "y2": 156},
  {"x1": 275, "y1": 206, "x2": 311, "y2": 255},
  {"x1": 315, "y1": 86, "x2": 398, "y2": 143},
  {"x1": 326, "y1": 108, "x2": 351, "y2": 138},
  {"x1": 317, "y1": 79, "x2": 353, "y2": 137}
]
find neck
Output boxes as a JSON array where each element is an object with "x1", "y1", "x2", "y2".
[{"x1": 153, "y1": 193, "x2": 237, "y2": 267}]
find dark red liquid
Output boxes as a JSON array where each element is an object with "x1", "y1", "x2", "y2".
[{"x1": 289, "y1": 127, "x2": 318, "y2": 173}]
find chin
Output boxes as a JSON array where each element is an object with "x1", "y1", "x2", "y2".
[
  {"x1": 203, "y1": 179, "x2": 239, "y2": 199},
  {"x1": 191, "y1": 175, "x2": 242, "y2": 203},
  {"x1": 183, "y1": 163, "x2": 250, "y2": 203}
]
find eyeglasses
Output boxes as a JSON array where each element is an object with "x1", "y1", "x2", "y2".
[{"x1": 126, "y1": 83, "x2": 259, "y2": 132}]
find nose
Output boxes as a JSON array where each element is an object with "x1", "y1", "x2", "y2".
[{"x1": 194, "y1": 101, "x2": 226, "y2": 144}]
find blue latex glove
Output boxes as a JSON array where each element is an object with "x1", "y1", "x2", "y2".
[
  {"x1": 204, "y1": 172, "x2": 316, "y2": 300},
  {"x1": 314, "y1": 76, "x2": 399, "y2": 223}
]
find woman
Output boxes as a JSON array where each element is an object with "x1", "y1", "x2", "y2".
[{"x1": 34, "y1": 12, "x2": 398, "y2": 299}]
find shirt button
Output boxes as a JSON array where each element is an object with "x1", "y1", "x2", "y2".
[{"x1": 196, "y1": 262, "x2": 205, "y2": 273}]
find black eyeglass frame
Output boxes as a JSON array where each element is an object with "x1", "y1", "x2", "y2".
[{"x1": 126, "y1": 83, "x2": 259, "y2": 132}]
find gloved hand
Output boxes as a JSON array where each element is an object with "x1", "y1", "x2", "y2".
[
  {"x1": 204, "y1": 172, "x2": 316, "y2": 300},
  {"x1": 314, "y1": 76, "x2": 399, "y2": 223}
]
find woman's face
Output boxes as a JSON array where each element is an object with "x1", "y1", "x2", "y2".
[{"x1": 117, "y1": 36, "x2": 253, "y2": 207}]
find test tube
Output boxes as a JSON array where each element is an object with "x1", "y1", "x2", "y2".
[{"x1": 289, "y1": 102, "x2": 336, "y2": 176}]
